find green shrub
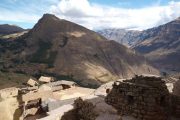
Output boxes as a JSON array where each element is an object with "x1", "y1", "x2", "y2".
[{"x1": 61, "y1": 98, "x2": 98, "y2": 120}]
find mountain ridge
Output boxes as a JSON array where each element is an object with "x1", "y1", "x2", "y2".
[
  {"x1": 133, "y1": 16, "x2": 180, "y2": 72},
  {"x1": 97, "y1": 29, "x2": 141, "y2": 47},
  {"x1": 0, "y1": 24, "x2": 24, "y2": 35},
  {"x1": 0, "y1": 14, "x2": 159, "y2": 87},
  {"x1": 98, "y1": 17, "x2": 180, "y2": 72}
]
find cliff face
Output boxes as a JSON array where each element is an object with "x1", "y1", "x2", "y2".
[{"x1": 0, "y1": 14, "x2": 159, "y2": 87}]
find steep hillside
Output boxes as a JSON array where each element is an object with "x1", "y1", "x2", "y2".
[
  {"x1": 97, "y1": 29, "x2": 141, "y2": 47},
  {"x1": 0, "y1": 24, "x2": 24, "y2": 35},
  {"x1": 133, "y1": 17, "x2": 180, "y2": 72},
  {"x1": 99, "y1": 17, "x2": 180, "y2": 72},
  {"x1": 0, "y1": 14, "x2": 159, "y2": 88}
]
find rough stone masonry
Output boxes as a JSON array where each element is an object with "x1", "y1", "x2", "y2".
[{"x1": 105, "y1": 75, "x2": 180, "y2": 120}]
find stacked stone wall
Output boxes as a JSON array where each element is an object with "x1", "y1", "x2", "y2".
[
  {"x1": 105, "y1": 76, "x2": 178, "y2": 120},
  {"x1": 171, "y1": 95, "x2": 180, "y2": 117}
]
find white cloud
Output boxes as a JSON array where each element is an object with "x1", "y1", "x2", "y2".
[
  {"x1": 49, "y1": 0, "x2": 180, "y2": 30},
  {"x1": 0, "y1": 0, "x2": 180, "y2": 30}
]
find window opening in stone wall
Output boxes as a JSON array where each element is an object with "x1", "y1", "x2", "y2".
[
  {"x1": 160, "y1": 96, "x2": 165, "y2": 106},
  {"x1": 127, "y1": 95, "x2": 134, "y2": 105}
]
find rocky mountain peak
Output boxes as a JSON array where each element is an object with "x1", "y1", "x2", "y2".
[
  {"x1": 31, "y1": 14, "x2": 87, "y2": 36},
  {"x1": 37, "y1": 13, "x2": 62, "y2": 25},
  {"x1": 26, "y1": 13, "x2": 104, "y2": 46},
  {"x1": 42, "y1": 13, "x2": 58, "y2": 19}
]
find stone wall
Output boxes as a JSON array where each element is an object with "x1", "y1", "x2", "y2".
[
  {"x1": 173, "y1": 79, "x2": 180, "y2": 96},
  {"x1": 105, "y1": 76, "x2": 179, "y2": 120},
  {"x1": 22, "y1": 90, "x2": 53, "y2": 102},
  {"x1": 171, "y1": 95, "x2": 180, "y2": 117},
  {"x1": 0, "y1": 87, "x2": 18, "y2": 100}
]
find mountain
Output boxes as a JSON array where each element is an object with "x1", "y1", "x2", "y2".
[
  {"x1": 0, "y1": 24, "x2": 24, "y2": 34},
  {"x1": 97, "y1": 29, "x2": 141, "y2": 47},
  {"x1": 98, "y1": 17, "x2": 180, "y2": 72},
  {"x1": 0, "y1": 14, "x2": 159, "y2": 88},
  {"x1": 133, "y1": 17, "x2": 180, "y2": 72}
]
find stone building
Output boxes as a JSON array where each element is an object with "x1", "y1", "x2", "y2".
[
  {"x1": 22, "y1": 90, "x2": 53, "y2": 102},
  {"x1": 47, "y1": 80, "x2": 77, "y2": 87},
  {"x1": 105, "y1": 75, "x2": 180, "y2": 120},
  {"x1": 0, "y1": 87, "x2": 19, "y2": 100},
  {"x1": 39, "y1": 76, "x2": 54, "y2": 83},
  {"x1": 20, "y1": 86, "x2": 38, "y2": 94},
  {"x1": 38, "y1": 84, "x2": 52, "y2": 92},
  {"x1": 27, "y1": 78, "x2": 39, "y2": 87},
  {"x1": 41, "y1": 80, "x2": 77, "y2": 92},
  {"x1": 57, "y1": 80, "x2": 77, "y2": 89},
  {"x1": 173, "y1": 79, "x2": 180, "y2": 96}
]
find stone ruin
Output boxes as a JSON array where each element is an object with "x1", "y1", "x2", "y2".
[{"x1": 105, "y1": 75, "x2": 180, "y2": 120}]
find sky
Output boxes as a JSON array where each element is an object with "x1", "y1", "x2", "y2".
[{"x1": 0, "y1": 0, "x2": 180, "y2": 30}]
